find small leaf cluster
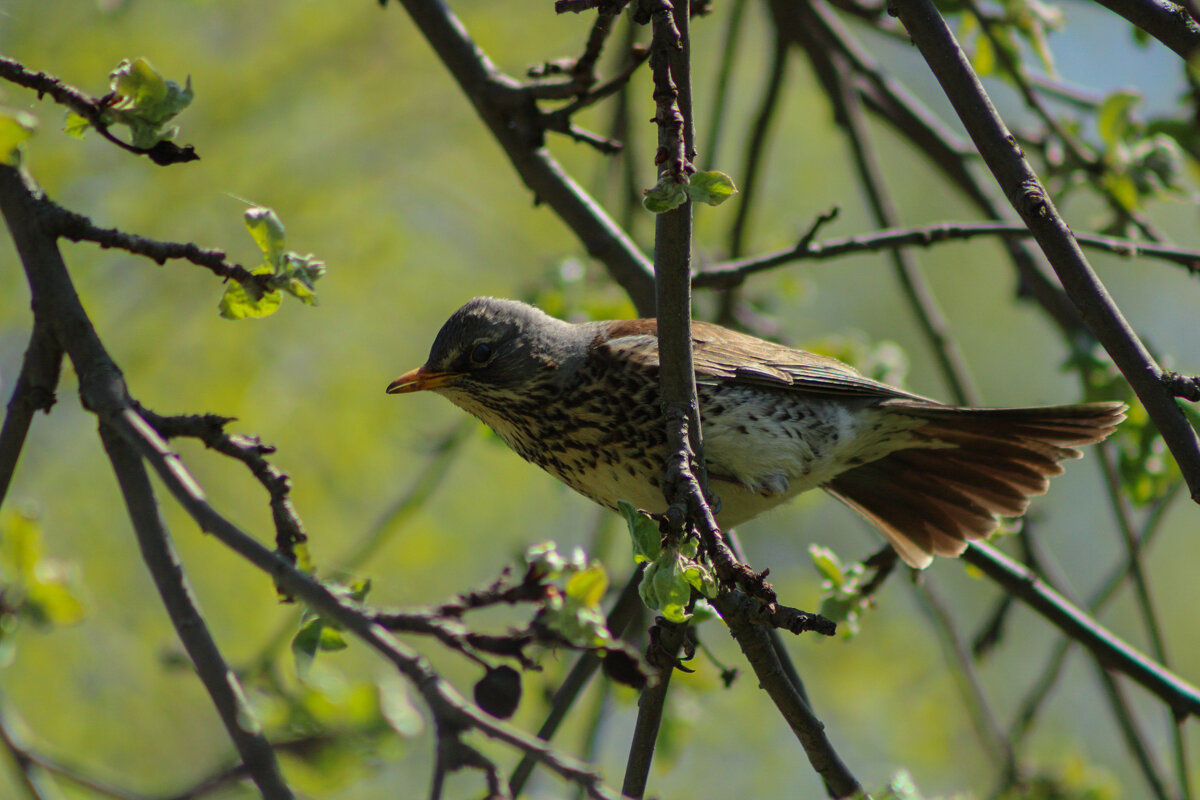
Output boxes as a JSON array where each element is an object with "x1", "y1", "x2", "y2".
[
  {"x1": 526, "y1": 541, "x2": 613, "y2": 648},
  {"x1": 809, "y1": 545, "x2": 872, "y2": 638},
  {"x1": 1092, "y1": 91, "x2": 1193, "y2": 219},
  {"x1": 0, "y1": 511, "x2": 86, "y2": 665},
  {"x1": 619, "y1": 501, "x2": 717, "y2": 624},
  {"x1": 65, "y1": 58, "x2": 194, "y2": 149},
  {"x1": 241, "y1": 665, "x2": 421, "y2": 792},
  {"x1": 1070, "y1": 344, "x2": 1180, "y2": 506},
  {"x1": 292, "y1": 577, "x2": 372, "y2": 677},
  {"x1": 642, "y1": 170, "x2": 738, "y2": 213},
  {"x1": 961, "y1": 0, "x2": 1063, "y2": 78},
  {"x1": 220, "y1": 206, "x2": 327, "y2": 320}
]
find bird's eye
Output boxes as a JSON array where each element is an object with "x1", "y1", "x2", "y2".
[{"x1": 469, "y1": 342, "x2": 493, "y2": 365}]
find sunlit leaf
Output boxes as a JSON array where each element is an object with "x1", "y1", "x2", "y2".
[
  {"x1": 107, "y1": 57, "x2": 194, "y2": 149},
  {"x1": 685, "y1": 170, "x2": 738, "y2": 206},
  {"x1": 219, "y1": 268, "x2": 283, "y2": 320},
  {"x1": 618, "y1": 499, "x2": 662, "y2": 562},
  {"x1": 1097, "y1": 90, "x2": 1141, "y2": 148},
  {"x1": 0, "y1": 109, "x2": 36, "y2": 166},
  {"x1": 244, "y1": 206, "x2": 287, "y2": 266},
  {"x1": 565, "y1": 563, "x2": 608, "y2": 608}
]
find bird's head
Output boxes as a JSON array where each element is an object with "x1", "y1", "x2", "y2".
[{"x1": 386, "y1": 298, "x2": 587, "y2": 403}]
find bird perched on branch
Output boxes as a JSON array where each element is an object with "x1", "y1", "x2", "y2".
[{"x1": 387, "y1": 297, "x2": 1125, "y2": 568}]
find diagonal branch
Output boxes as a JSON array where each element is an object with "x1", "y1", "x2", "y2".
[
  {"x1": 386, "y1": 0, "x2": 656, "y2": 314},
  {"x1": 962, "y1": 543, "x2": 1200, "y2": 719},
  {"x1": 0, "y1": 319, "x2": 62, "y2": 510},
  {"x1": 99, "y1": 420, "x2": 294, "y2": 800},
  {"x1": 889, "y1": 0, "x2": 1200, "y2": 503}
]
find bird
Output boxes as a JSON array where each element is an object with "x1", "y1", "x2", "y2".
[{"x1": 386, "y1": 297, "x2": 1126, "y2": 568}]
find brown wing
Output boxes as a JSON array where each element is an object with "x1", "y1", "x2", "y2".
[{"x1": 597, "y1": 318, "x2": 930, "y2": 401}]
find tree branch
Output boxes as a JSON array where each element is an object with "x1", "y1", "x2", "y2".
[
  {"x1": 0, "y1": 320, "x2": 61, "y2": 509},
  {"x1": 99, "y1": 421, "x2": 294, "y2": 800},
  {"x1": 385, "y1": 0, "x2": 656, "y2": 314},
  {"x1": 1085, "y1": 0, "x2": 1200, "y2": 60},
  {"x1": 694, "y1": 220, "x2": 1200, "y2": 288},
  {"x1": 961, "y1": 543, "x2": 1200, "y2": 719},
  {"x1": 888, "y1": 0, "x2": 1200, "y2": 502}
]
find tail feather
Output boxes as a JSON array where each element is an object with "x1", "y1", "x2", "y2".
[{"x1": 825, "y1": 401, "x2": 1126, "y2": 568}]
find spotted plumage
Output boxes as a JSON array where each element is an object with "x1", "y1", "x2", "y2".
[{"x1": 388, "y1": 297, "x2": 1126, "y2": 568}]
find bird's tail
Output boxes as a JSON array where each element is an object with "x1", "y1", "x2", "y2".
[{"x1": 823, "y1": 400, "x2": 1127, "y2": 568}]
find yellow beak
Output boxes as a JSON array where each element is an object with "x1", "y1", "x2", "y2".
[{"x1": 385, "y1": 366, "x2": 459, "y2": 394}]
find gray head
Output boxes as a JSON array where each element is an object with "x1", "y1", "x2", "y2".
[{"x1": 386, "y1": 298, "x2": 589, "y2": 398}]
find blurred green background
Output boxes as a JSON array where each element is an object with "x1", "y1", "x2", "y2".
[{"x1": 1, "y1": 0, "x2": 1198, "y2": 797}]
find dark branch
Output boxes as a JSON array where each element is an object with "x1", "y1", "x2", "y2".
[
  {"x1": 0, "y1": 320, "x2": 62, "y2": 509},
  {"x1": 962, "y1": 543, "x2": 1200, "y2": 719},
  {"x1": 695, "y1": 220, "x2": 1200, "y2": 288},
  {"x1": 100, "y1": 421, "x2": 295, "y2": 800},
  {"x1": 889, "y1": 0, "x2": 1200, "y2": 503},
  {"x1": 134, "y1": 406, "x2": 307, "y2": 564}
]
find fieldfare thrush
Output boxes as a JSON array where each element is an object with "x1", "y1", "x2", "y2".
[{"x1": 387, "y1": 297, "x2": 1125, "y2": 568}]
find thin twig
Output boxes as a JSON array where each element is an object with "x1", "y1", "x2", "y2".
[
  {"x1": 915, "y1": 579, "x2": 1016, "y2": 783},
  {"x1": 1008, "y1": 484, "x2": 1182, "y2": 746},
  {"x1": 620, "y1": 620, "x2": 686, "y2": 799},
  {"x1": 31, "y1": 190, "x2": 271, "y2": 291},
  {"x1": 694, "y1": 220, "x2": 1200, "y2": 288},
  {"x1": 713, "y1": 591, "x2": 861, "y2": 797},
  {"x1": 823, "y1": 47, "x2": 979, "y2": 405}
]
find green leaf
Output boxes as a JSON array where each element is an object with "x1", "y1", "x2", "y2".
[
  {"x1": 280, "y1": 252, "x2": 327, "y2": 306},
  {"x1": 618, "y1": 500, "x2": 661, "y2": 562},
  {"x1": 680, "y1": 559, "x2": 717, "y2": 598},
  {"x1": 219, "y1": 267, "x2": 283, "y2": 320},
  {"x1": 1, "y1": 511, "x2": 43, "y2": 582},
  {"x1": 24, "y1": 579, "x2": 86, "y2": 627},
  {"x1": 1101, "y1": 171, "x2": 1140, "y2": 213},
  {"x1": 0, "y1": 109, "x2": 36, "y2": 166},
  {"x1": 107, "y1": 58, "x2": 193, "y2": 149},
  {"x1": 63, "y1": 111, "x2": 90, "y2": 139},
  {"x1": 642, "y1": 177, "x2": 689, "y2": 214},
  {"x1": 811, "y1": 545, "x2": 871, "y2": 637},
  {"x1": 1097, "y1": 90, "x2": 1141, "y2": 148},
  {"x1": 244, "y1": 206, "x2": 287, "y2": 266},
  {"x1": 292, "y1": 617, "x2": 347, "y2": 677},
  {"x1": 639, "y1": 549, "x2": 694, "y2": 623},
  {"x1": 565, "y1": 564, "x2": 608, "y2": 608},
  {"x1": 685, "y1": 170, "x2": 738, "y2": 206},
  {"x1": 808, "y1": 544, "x2": 845, "y2": 586},
  {"x1": 972, "y1": 32, "x2": 995, "y2": 76}
]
